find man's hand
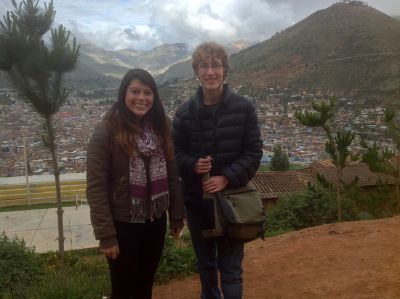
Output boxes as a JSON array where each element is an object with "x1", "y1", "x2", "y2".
[
  {"x1": 203, "y1": 175, "x2": 229, "y2": 193},
  {"x1": 170, "y1": 227, "x2": 183, "y2": 239},
  {"x1": 194, "y1": 156, "x2": 212, "y2": 174},
  {"x1": 100, "y1": 244, "x2": 120, "y2": 260}
]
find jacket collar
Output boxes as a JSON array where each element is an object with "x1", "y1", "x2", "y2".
[{"x1": 193, "y1": 84, "x2": 231, "y2": 110}]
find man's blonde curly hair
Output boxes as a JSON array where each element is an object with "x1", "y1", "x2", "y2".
[{"x1": 192, "y1": 42, "x2": 229, "y2": 79}]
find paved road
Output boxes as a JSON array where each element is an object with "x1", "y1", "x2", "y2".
[{"x1": 0, "y1": 205, "x2": 97, "y2": 253}]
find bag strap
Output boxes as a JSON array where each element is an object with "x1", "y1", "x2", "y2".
[{"x1": 215, "y1": 192, "x2": 236, "y2": 224}]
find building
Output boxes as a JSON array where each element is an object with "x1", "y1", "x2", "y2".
[{"x1": 253, "y1": 160, "x2": 395, "y2": 207}]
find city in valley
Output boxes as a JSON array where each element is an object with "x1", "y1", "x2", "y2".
[{"x1": 0, "y1": 80, "x2": 392, "y2": 177}]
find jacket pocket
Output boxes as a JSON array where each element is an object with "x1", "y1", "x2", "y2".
[{"x1": 113, "y1": 176, "x2": 127, "y2": 201}]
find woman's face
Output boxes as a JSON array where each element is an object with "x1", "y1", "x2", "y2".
[{"x1": 125, "y1": 79, "x2": 154, "y2": 118}]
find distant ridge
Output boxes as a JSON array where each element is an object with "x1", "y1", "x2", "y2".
[
  {"x1": 229, "y1": 2, "x2": 400, "y2": 97},
  {"x1": 77, "y1": 42, "x2": 190, "y2": 79},
  {"x1": 0, "y1": 43, "x2": 190, "y2": 90}
]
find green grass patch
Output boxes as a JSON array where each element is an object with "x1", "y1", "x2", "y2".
[
  {"x1": 29, "y1": 248, "x2": 110, "y2": 299},
  {"x1": 259, "y1": 164, "x2": 308, "y2": 172},
  {"x1": 264, "y1": 229, "x2": 292, "y2": 238},
  {"x1": 156, "y1": 233, "x2": 196, "y2": 284},
  {"x1": 0, "y1": 232, "x2": 195, "y2": 299}
]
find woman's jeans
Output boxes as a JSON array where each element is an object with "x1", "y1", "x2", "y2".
[
  {"x1": 186, "y1": 205, "x2": 244, "y2": 299},
  {"x1": 107, "y1": 214, "x2": 166, "y2": 299}
]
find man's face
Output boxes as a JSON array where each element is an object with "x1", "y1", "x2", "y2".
[{"x1": 196, "y1": 56, "x2": 224, "y2": 92}]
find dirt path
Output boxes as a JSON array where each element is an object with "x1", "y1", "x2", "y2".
[{"x1": 153, "y1": 216, "x2": 400, "y2": 299}]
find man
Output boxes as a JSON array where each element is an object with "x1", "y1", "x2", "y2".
[{"x1": 172, "y1": 42, "x2": 263, "y2": 299}]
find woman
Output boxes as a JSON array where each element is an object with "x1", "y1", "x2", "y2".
[{"x1": 86, "y1": 69, "x2": 185, "y2": 299}]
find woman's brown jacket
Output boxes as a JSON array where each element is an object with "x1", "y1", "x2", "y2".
[{"x1": 86, "y1": 121, "x2": 185, "y2": 248}]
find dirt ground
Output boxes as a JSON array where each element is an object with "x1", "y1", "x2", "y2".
[{"x1": 153, "y1": 216, "x2": 400, "y2": 299}]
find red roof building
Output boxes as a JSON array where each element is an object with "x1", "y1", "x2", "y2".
[{"x1": 253, "y1": 160, "x2": 396, "y2": 206}]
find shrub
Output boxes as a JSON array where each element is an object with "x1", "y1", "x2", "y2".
[
  {"x1": 29, "y1": 248, "x2": 110, "y2": 299},
  {"x1": 28, "y1": 269, "x2": 110, "y2": 299},
  {"x1": 354, "y1": 182, "x2": 399, "y2": 218},
  {"x1": 265, "y1": 187, "x2": 337, "y2": 231},
  {"x1": 28, "y1": 234, "x2": 195, "y2": 298},
  {"x1": 0, "y1": 231, "x2": 195, "y2": 298},
  {"x1": 0, "y1": 233, "x2": 44, "y2": 298}
]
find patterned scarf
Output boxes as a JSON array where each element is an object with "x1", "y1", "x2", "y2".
[{"x1": 129, "y1": 123, "x2": 169, "y2": 222}]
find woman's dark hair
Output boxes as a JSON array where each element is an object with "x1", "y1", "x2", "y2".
[{"x1": 105, "y1": 69, "x2": 173, "y2": 159}]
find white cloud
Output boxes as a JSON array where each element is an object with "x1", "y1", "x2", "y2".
[{"x1": 1, "y1": 0, "x2": 400, "y2": 51}]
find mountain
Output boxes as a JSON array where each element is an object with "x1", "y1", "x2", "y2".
[
  {"x1": 78, "y1": 42, "x2": 190, "y2": 78},
  {"x1": 229, "y1": 2, "x2": 400, "y2": 97},
  {"x1": 64, "y1": 62, "x2": 120, "y2": 90},
  {"x1": 77, "y1": 44, "x2": 131, "y2": 79},
  {"x1": 0, "y1": 43, "x2": 191, "y2": 90},
  {"x1": 155, "y1": 58, "x2": 194, "y2": 84}
]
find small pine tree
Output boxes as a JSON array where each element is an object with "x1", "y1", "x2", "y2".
[
  {"x1": 381, "y1": 108, "x2": 400, "y2": 198},
  {"x1": 270, "y1": 144, "x2": 290, "y2": 171},
  {"x1": 361, "y1": 107, "x2": 400, "y2": 212},
  {"x1": 0, "y1": 0, "x2": 80, "y2": 262},
  {"x1": 295, "y1": 96, "x2": 356, "y2": 222}
]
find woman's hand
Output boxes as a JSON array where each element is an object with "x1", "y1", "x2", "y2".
[
  {"x1": 100, "y1": 244, "x2": 120, "y2": 260},
  {"x1": 203, "y1": 175, "x2": 229, "y2": 193}
]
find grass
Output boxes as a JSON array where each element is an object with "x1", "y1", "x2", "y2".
[
  {"x1": 265, "y1": 229, "x2": 292, "y2": 238},
  {"x1": 39, "y1": 234, "x2": 194, "y2": 297},
  {"x1": 0, "y1": 233, "x2": 196, "y2": 299},
  {"x1": 29, "y1": 248, "x2": 111, "y2": 299},
  {"x1": 259, "y1": 164, "x2": 308, "y2": 172}
]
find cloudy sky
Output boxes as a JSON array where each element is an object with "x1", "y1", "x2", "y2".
[{"x1": 1, "y1": 0, "x2": 400, "y2": 51}]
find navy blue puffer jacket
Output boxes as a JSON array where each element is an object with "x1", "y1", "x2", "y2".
[{"x1": 172, "y1": 84, "x2": 263, "y2": 201}]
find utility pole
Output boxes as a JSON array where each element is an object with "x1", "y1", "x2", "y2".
[{"x1": 23, "y1": 138, "x2": 31, "y2": 205}]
